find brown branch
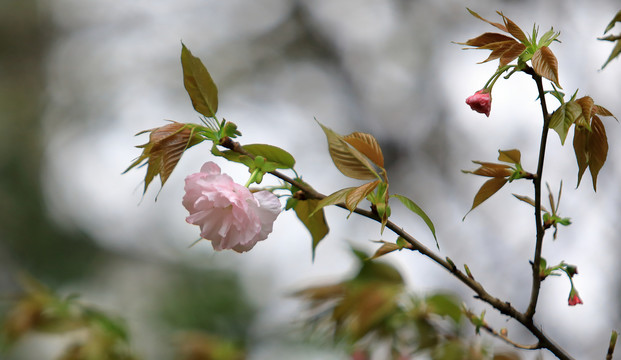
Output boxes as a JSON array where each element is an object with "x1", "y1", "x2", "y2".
[
  {"x1": 522, "y1": 66, "x2": 552, "y2": 320},
  {"x1": 217, "y1": 130, "x2": 574, "y2": 360}
]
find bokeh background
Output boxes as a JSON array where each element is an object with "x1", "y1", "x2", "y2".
[{"x1": 2, "y1": 0, "x2": 621, "y2": 359}]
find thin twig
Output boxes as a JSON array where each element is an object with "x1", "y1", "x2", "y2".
[{"x1": 523, "y1": 66, "x2": 552, "y2": 320}]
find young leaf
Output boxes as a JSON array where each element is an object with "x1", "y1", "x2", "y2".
[
  {"x1": 343, "y1": 132, "x2": 385, "y2": 168},
  {"x1": 604, "y1": 10, "x2": 621, "y2": 34},
  {"x1": 497, "y1": 11, "x2": 528, "y2": 44},
  {"x1": 312, "y1": 187, "x2": 355, "y2": 216},
  {"x1": 346, "y1": 180, "x2": 381, "y2": 212},
  {"x1": 458, "y1": 32, "x2": 515, "y2": 47},
  {"x1": 531, "y1": 46, "x2": 561, "y2": 88},
  {"x1": 498, "y1": 149, "x2": 521, "y2": 164},
  {"x1": 575, "y1": 96, "x2": 595, "y2": 129},
  {"x1": 466, "y1": 8, "x2": 508, "y2": 32},
  {"x1": 601, "y1": 40, "x2": 621, "y2": 70},
  {"x1": 294, "y1": 199, "x2": 330, "y2": 259},
  {"x1": 124, "y1": 122, "x2": 204, "y2": 194},
  {"x1": 513, "y1": 194, "x2": 549, "y2": 213},
  {"x1": 219, "y1": 143, "x2": 295, "y2": 169},
  {"x1": 181, "y1": 43, "x2": 219, "y2": 117},
  {"x1": 462, "y1": 161, "x2": 513, "y2": 178},
  {"x1": 464, "y1": 177, "x2": 508, "y2": 218},
  {"x1": 369, "y1": 241, "x2": 401, "y2": 260},
  {"x1": 549, "y1": 101, "x2": 582, "y2": 144},
  {"x1": 391, "y1": 194, "x2": 437, "y2": 246},
  {"x1": 478, "y1": 40, "x2": 526, "y2": 67},
  {"x1": 588, "y1": 115, "x2": 608, "y2": 191},
  {"x1": 573, "y1": 127, "x2": 589, "y2": 187},
  {"x1": 318, "y1": 122, "x2": 379, "y2": 180}
]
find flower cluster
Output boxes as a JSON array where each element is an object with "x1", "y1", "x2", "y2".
[{"x1": 183, "y1": 162, "x2": 281, "y2": 252}]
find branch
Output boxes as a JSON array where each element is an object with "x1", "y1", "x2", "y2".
[
  {"x1": 522, "y1": 66, "x2": 552, "y2": 320},
  {"x1": 218, "y1": 134, "x2": 574, "y2": 360}
]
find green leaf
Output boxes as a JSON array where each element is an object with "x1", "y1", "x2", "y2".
[
  {"x1": 241, "y1": 144, "x2": 295, "y2": 169},
  {"x1": 181, "y1": 43, "x2": 219, "y2": 117},
  {"x1": 426, "y1": 293, "x2": 462, "y2": 324},
  {"x1": 391, "y1": 194, "x2": 438, "y2": 247},
  {"x1": 369, "y1": 241, "x2": 401, "y2": 260},
  {"x1": 601, "y1": 37, "x2": 621, "y2": 69},
  {"x1": 318, "y1": 121, "x2": 379, "y2": 180},
  {"x1": 311, "y1": 187, "x2": 355, "y2": 216},
  {"x1": 293, "y1": 199, "x2": 329, "y2": 260},
  {"x1": 549, "y1": 101, "x2": 582, "y2": 144}
]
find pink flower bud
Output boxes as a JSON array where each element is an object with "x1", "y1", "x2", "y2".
[
  {"x1": 466, "y1": 89, "x2": 492, "y2": 117},
  {"x1": 183, "y1": 162, "x2": 281, "y2": 252},
  {"x1": 568, "y1": 289, "x2": 583, "y2": 306}
]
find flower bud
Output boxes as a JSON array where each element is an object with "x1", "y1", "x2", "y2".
[{"x1": 466, "y1": 89, "x2": 492, "y2": 117}]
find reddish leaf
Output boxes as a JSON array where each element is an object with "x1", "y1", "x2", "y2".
[
  {"x1": 124, "y1": 122, "x2": 204, "y2": 194},
  {"x1": 532, "y1": 46, "x2": 561, "y2": 88},
  {"x1": 467, "y1": 8, "x2": 507, "y2": 32},
  {"x1": 319, "y1": 122, "x2": 379, "y2": 180},
  {"x1": 343, "y1": 132, "x2": 385, "y2": 168},
  {"x1": 573, "y1": 127, "x2": 589, "y2": 187},
  {"x1": 575, "y1": 96, "x2": 595, "y2": 128},
  {"x1": 459, "y1": 32, "x2": 515, "y2": 47},
  {"x1": 369, "y1": 241, "x2": 401, "y2": 260},
  {"x1": 588, "y1": 115, "x2": 608, "y2": 191},
  {"x1": 346, "y1": 180, "x2": 381, "y2": 212},
  {"x1": 497, "y1": 11, "x2": 528, "y2": 43}
]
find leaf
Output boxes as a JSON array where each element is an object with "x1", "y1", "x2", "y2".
[
  {"x1": 220, "y1": 143, "x2": 295, "y2": 169},
  {"x1": 573, "y1": 126, "x2": 589, "y2": 187},
  {"x1": 574, "y1": 96, "x2": 595, "y2": 129},
  {"x1": 458, "y1": 32, "x2": 515, "y2": 47},
  {"x1": 293, "y1": 199, "x2": 329, "y2": 260},
  {"x1": 124, "y1": 122, "x2": 204, "y2": 194},
  {"x1": 588, "y1": 115, "x2": 608, "y2": 191},
  {"x1": 343, "y1": 132, "x2": 385, "y2": 168},
  {"x1": 466, "y1": 8, "x2": 508, "y2": 32},
  {"x1": 549, "y1": 101, "x2": 582, "y2": 144},
  {"x1": 346, "y1": 180, "x2": 381, "y2": 212},
  {"x1": 532, "y1": 46, "x2": 561, "y2": 88},
  {"x1": 369, "y1": 241, "x2": 401, "y2": 260},
  {"x1": 464, "y1": 177, "x2": 508, "y2": 218},
  {"x1": 391, "y1": 194, "x2": 437, "y2": 246},
  {"x1": 601, "y1": 39, "x2": 621, "y2": 69},
  {"x1": 497, "y1": 11, "x2": 528, "y2": 43},
  {"x1": 426, "y1": 293, "x2": 462, "y2": 324},
  {"x1": 478, "y1": 40, "x2": 526, "y2": 67},
  {"x1": 318, "y1": 122, "x2": 379, "y2": 180},
  {"x1": 181, "y1": 43, "x2": 219, "y2": 117},
  {"x1": 498, "y1": 149, "x2": 521, "y2": 164},
  {"x1": 604, "y1": 10, "x2": 621, "y2": 34},
  {"x1": 463, "y1": 161, "x2": 513, "y2": 178},
  {"x1": 513, "y1": 194, "x2": 548, "y2": 213},
  {"x1": 311, "y1": 187, "x2": 355, "y2": 216}
]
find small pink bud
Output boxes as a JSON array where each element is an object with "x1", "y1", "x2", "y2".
[
  {"x1": 568, "y1": 289, "x2": 583, "y2": 306},
  {"x1": 466, "y1": 89, "x2": 492, "y2": 117}
]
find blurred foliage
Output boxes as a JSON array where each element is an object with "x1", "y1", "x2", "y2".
[
  {"x1": 1, "y1": 276, "x2": 138, "y2": 360},
  {"x1": 157, "y1": 267, "x2": 256, "y2": 343},
  {"x1": 296, "y1": 249, "x2": 519, "y2": 360}
]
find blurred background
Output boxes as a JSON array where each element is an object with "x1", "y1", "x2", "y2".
[{"x1": 1, "y1": 0, "x2": 620, "y2": 359}]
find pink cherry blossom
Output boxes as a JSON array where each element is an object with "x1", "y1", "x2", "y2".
[
  {"x1": 568, "y1": 289, "x2": 583, "y2": 306},
  {"x1": 183, "y1": 162, "x2": 281, "y2": 252},
  {"x1": 466, "y1": 89, "x2": 492, "y2": 117}
]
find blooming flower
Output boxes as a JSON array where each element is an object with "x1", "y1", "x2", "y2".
[
  {"x1": 183, "y1": 162, "x2": 281, "y2": 252},
  {"x1": 466, "y1": 89, "x2": 492, "y2": 117},
  {"x1": 568, "y1": 289, "x2": 583, "y2": 306}
]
